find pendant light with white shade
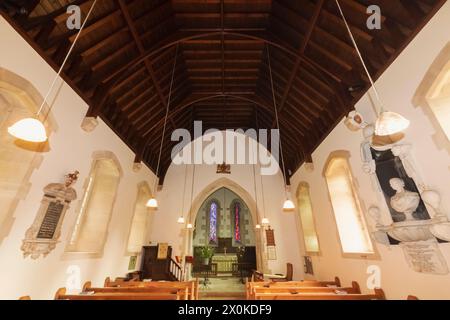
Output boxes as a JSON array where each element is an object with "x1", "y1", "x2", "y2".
[
  {"x1": 146, "y1": 44, "x2": 179, "y2": 209},
  {"x1": 335, "y1": 0, "x2": 410, "y2": 136},
  {"x1": 267, "y1": 45, "x2": 295, "y2": 212},
  {"x1": 8, "y1": 0, "x2": 98, "y2": 143},
  {"x1": 146, "y1": 197, "x2": 158, "y2": 209}
]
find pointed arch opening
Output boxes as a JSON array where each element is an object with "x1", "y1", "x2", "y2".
[
  {"x1": 185, "y1": 178, "x2": 268, "y2": 276},
  {"x1": 66, "y1": 151, "x2": 122, "y2": 255},
  {"x1": 296, "y1": 182, "x2": 320, "y2": 255},
  {"x1": 323, "y1": 151, "x2": 375, "y2": 258},
  {"x1": 126, "y1": 182, "x2": 152, "y2": 255},
  {"x1": 413, "y1": 42, "x2": 450, "y2": 155}
]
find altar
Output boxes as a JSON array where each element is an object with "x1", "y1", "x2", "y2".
[{"x1": 211, "y1": 254, "x2": 238, "y2": 273}]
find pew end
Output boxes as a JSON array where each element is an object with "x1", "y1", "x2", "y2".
[
  {"x1": 82, "y1": 281, "x2": 92, "y2": 292},
  {"x1": 374, "y1": 288, "x2": 386, "y2": 300},
  {"x1": 104, "y1": 277, "x2": 111, "y2": 287},
  {"x1": 195, "y1": 278, "x2": 199, "y2": 300},
  {"x1": 54, "y1": 288, "x2": 67, "y2": 300},
  {"x1": 334, "y1": 277, "x2": 341, "y2": 287},
  {"x1": 351, "y1": 281, "x2": 361, "y2": 294}
]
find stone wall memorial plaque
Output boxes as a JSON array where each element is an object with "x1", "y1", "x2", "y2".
[
  {"x1": 37, "y1": 201, "x2": 65, "y2": 239},
  {"x1": 21, "y1": 171, "x2": 78, "y2": 259},
  {"x1": 400, "y1": 239, "x2": 449, "y2": 275},
  {"x1": 266, "y1": 228, "x2": 276, "y2": 260},
  {"x1": 266, "y1": 228, "x2": 275, "y2": 246}
]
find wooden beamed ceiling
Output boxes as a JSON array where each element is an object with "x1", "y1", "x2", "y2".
[{"x1": 0, "y1": 0, "x2": 445, "y2": 183}]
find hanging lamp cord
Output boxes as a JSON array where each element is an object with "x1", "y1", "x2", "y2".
[
  {"x1": 267, "y1": 45, "x2": 289, "y2": 199},
  {"x1": 37, "y1": 0, "x2": 98, "y2": 117},
  {"x1": 252, "y1": 106, "x2": 262, "y2": 222},
  {"x1": 251, "y1": 138, "x2": 259, "y2": 223},
  {"x1": 255, "y1": 105, "x2": 267, "y2": 219},
  {"x1": 152, "y1": 43, "x2": 179, "y2": 192},
  {"x1": 180, "y1": 164, "x2": 188, "y2": 219},
  {"x1": 188, "y1": 164, "x2": 196, "y2": 224},
  {"x1": 335, "y1": 0, "x2": 384, "y2": 112}
]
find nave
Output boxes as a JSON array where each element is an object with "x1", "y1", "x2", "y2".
[{"x1": 20, "y1": 274, "x2": 392, "y2": 301}]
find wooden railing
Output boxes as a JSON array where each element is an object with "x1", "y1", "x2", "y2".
[{"x1": 169, "y1": 258, "x2": 183, "y2": 281}]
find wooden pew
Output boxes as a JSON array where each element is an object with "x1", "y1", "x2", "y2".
[
  {"x1": 83, "y1": 281, "x2": 188, "y2": 298},
  {"x1": 246, "y1": 277, "x2": 341, "y2": 299},
  {"x1": 54, "y1": 287, "x2": 182, "y2": 300},
  {"x1": 104, "y1": 277, "x2": 199, "y2": 300},
  {"x1": 248, "y1": 277, "x2": 341, "y2": 288},
  {"x1": 255, "y1": 288, "x2": 386, "y2": 300},
  {"x1": 249, "y1": 282, "x2": 361, "y2": 300}
]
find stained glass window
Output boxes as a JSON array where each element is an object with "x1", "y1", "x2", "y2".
[
  {"x1": 234, "y1": 202, "x2": 241, "y2": 242},
  {"x1": 209, "y1": 201, "x2": 218, "y2": 243}
]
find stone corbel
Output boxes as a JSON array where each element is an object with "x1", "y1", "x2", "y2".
[
  {"x1": 304, "y1": 162, "x2": 314, "y2": 172},
  {"x1": 133, "y1": 162, "x2": 142, "y2": 172},
  {"x1": 81, "y1": 116, "x2": 99, "y2": 132}
]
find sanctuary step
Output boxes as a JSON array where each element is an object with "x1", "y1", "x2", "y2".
[
  {"x1": 199, "y1": 277, "x2": 246, "y2": 300},
  {"x1": 200, "y1": 292, "x2": 246, "y2": 300}
]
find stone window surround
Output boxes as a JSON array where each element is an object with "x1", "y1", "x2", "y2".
[
  {"x1": 0, "y1": 67, "x2": 57, "y2": 246},
  {"x1": 126, "y1": 181, "x2": 152, "y2": 255},
  {"x1": 296, "y1": 182, "x2": 321, "y2": 256},
  {"x1": 64, "y1": 150, "x2": 122, "y2": 259},
  {"x1": 413, "y1": 42, "x2": 450, "y2": 157},
  {"x1": 323, "y1": 150, "x2": 379, "y2": 260}
]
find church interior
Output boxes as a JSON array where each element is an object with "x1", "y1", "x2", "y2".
[{"x1": 1, "y1": 0, "x2": 450, "y2": 301}]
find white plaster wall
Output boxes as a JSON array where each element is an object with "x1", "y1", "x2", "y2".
[
  {"x1": 290, "y1": 2, "x2": 450, "y2": 300},
  {"x1": 0, "y1": 17, "x2": 156, "y2": 299}
]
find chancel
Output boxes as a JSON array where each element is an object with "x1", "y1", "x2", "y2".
[{"x1": 0, "y1": 0, "x2": 450, "y2": 302}]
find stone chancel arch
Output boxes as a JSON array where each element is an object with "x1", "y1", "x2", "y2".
[{"x1": 185, "y1": 177, "x2": 268, "y2": 274}]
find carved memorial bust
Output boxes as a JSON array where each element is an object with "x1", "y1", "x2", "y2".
[{"x1": 389, "y1": 178, "x2": 420, "y2": 222}]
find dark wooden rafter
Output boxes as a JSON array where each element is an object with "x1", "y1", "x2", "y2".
[
  {"x1": 272, "y1": 0, "x2": 325, "y2": 119},
  {"x1": 220, "y1": 0, "x2": 225, "y2": 94},
  {"x1": 117, "y1": 0, "x2": 176, "y2": 162},
  {"x1": 0, "y1": 0, "x2": 446, "y2": 183}
]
